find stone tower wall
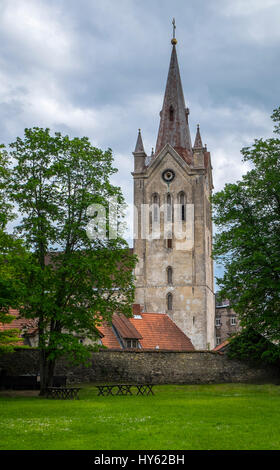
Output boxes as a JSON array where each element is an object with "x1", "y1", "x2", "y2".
[{"x1": 133, "y1": 147, "x2": 215, "y2": 350}]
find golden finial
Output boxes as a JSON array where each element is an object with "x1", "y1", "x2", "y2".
[{"x1": 171, "y1": 18, "x2": 177, "y2": 45}]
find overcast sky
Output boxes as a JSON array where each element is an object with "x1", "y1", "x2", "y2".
[{"x1": 1, "y1": 0, "x2": 280, "y2": 264}]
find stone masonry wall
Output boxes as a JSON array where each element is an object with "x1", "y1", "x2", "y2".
[{"x1": 0, "y1": 349, "x2": 279, "y2": 385}]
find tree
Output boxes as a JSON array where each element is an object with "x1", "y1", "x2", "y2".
[
  {"x1": 212, "y1": 107, "x2": 280, "y2": 346},
  {"x1": 3, "y1": 128, "x2": 136, "y2": 394},
  {"x1": 227, "y1": 327, "x2": 280, "y2": 366},
  {"x1": 0, "y1": 146, "x2": 23, "y2": 354}
]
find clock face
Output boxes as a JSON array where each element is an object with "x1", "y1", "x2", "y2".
[{"x1": 162, "y1": 169, "x2": 175, "y2": 183}]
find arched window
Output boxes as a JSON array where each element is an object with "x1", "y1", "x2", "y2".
[
  {"x1": 167, "y1": 266, "x2": 173, "y2": 285},
  {"x1": 166, "y1": 194, "x2": 172, "y2": 222},
  {"x1": 167, "y1": 293, "x2": 173, "y2": 311},
  {"x1": 152, "y1": 193, "x2": 159, "y2": 223},
  {"x1": 169, "y1": 106, "x2": 174, "y2": 122},
  {"x1": 179, "y1": 192, "x2": 186, "y2": 221}
]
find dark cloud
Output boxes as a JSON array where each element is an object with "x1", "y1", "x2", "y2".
[{"x1": 0, "y1": 0, "x2": 279, "y2": 277}]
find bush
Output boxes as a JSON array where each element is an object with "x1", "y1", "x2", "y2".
[{"x1": 228, "y1": 328, "x2": 280, "y2": 366}]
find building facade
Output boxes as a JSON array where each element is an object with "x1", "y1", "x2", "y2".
[
  {"x1": 215, "y1": 298, "x2": 241, "y2": 347},
  {"x1": 132, "y1": 32, "x2": 215, "y2": 350}
]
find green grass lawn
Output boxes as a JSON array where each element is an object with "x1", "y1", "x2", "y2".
[{"x1": 0, "y1": 383, "x2": 280, "y2": 450}]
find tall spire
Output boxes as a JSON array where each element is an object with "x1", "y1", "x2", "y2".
[
  {"x1": 134, "y1": 129, "x2": 145, "y2": 153},
  {"x1": 133, "y1": 129, "x2": 146, "y2": 173},
  {"x1": 155, "y1": 20, "x2": 192, "y2": 164},
  {"x1": 193, "y1": 124, "x2": 203, "y2": 150}
]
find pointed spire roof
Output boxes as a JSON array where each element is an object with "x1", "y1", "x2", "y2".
[
  {"x1": 193, "y1": 124, "x2": 203, "y2": 150},
  {"x1": 155, "y1": 39, "x2": 192, "y2": 164},
  {"x1": 134, "y1": 129, "x2": 145, "y2": 154}
]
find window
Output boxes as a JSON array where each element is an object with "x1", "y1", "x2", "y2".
[
  {"x1": 216, "y1": 317, "x2": 221, "y2": 327},
  {"x1": 167, "y1": 266, "x2": 173, "y2": 285},
  {"x1": 166, "y1": 194, "x2": 172, "y2": 222},
  {"x1": 167, "y1": 238, "x2": 172, "y2": 249},
  {"x1": 167, "y1": 293, "x2": 173, "y2": 311},
  {"x1": 230, "y1": 317, "x2": 236, "y2": 326},
  {"x1": 152, "y1": 193, "x2": 159, "y2": 222},
  {"x1": 216, "y1": 337, "x2": 221, "y2": 346},
  {"x1": 169, "y1": 106, "x2": 174, "y2": 122},
  {"x1": 216, "y1": 299, "x2": 230, "y2": 308},
  {"x1": 179, "y1": 192, "x2": 186, "y2": 221},
  {"x1": 126, "y1": 339, "x2": 138, "y2": 349}
]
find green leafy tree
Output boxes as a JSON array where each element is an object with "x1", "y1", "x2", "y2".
[
  {"x1": 227, "y1": 328, "x2": 280, "y2": 365},
  {"x1": 0, "y1": 146, "x2": 23, "y2": 354},
  {"x1": 4, "y1": 128, "x2": 136, "y2": 394},
  {"x1": 212, "y1": 107, "x2": 280, "y2": 348}
]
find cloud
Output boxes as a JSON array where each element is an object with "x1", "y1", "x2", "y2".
[
  {"x1": 0, "y1": 0, "x2": 76, "y2": 71},
  {"x1": 0, "y1": 0, "x2": 279, "y2": 258},
  {"x1": 217, "y1": 0, "x2": 280, "y2": 44},
  {"x1": 220, "y1": 0, "x2": 280, "y2": 17}
]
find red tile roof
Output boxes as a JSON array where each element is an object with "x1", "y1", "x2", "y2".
[
  {"x1": 212, "y1": 340, "x2": 229, "y2": 352},
  {"x1": 1, "y1": 307, "x2": 195, "y2": 352},
  {"x1": 98, "y1": 311, "x2": 194, "y2": 351},
  {"x1": 0, "y1": 309, "x2": 38, "y2": 334},
  {"x1": 112, "y1": 314, "x2": 142, "y2": 340},
  {"x1": 0, "y1": 309, "x2": 38, "y2": 345},
  {"x1": 98, "y1": 322, "x2": 122, "y2": 349},
  {"x1": 130, "y1": 313, "x2": 194, "y2": 351}
]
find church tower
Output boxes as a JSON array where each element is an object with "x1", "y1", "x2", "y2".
[{"x1": 132, "y1": 23, "x2": 215, "y2": 350}]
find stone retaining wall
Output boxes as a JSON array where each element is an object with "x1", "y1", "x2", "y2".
[{"x1": 0, "y1": 349, "x2": 279, "y2": 385}]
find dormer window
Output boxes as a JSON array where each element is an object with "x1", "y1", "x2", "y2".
[{"x1": 126, "y1": 339, "x2": 139, "y2": 349}]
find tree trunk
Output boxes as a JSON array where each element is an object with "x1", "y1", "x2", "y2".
[
  {"x1": 39, "y1": 349, "x2": 47, "y2": 396},
  {"x1": 39, "y1": 349, "x2": 56, "y2": 396}
]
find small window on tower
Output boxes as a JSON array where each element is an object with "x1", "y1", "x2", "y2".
[
  {"x1": 169, "y1": 106, "x2": 174, "y2": 122},
  {"x1": 179, "y1": 192, "x2": 186, "y2": 221},
  {"x1": 167, "y1": 293, "x2": 173, "y2": 311},
  {"x1": 167, "y1": 266, "x2": 173, "y2": 285},
  {"x1": 166, "y1": 194, "x2": 172, "y2": 222},
  {"x1": 152, "y1": 193, "x2": 159, "y2": 222}
]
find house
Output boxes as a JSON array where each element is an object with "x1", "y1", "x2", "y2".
[
  {"x1": 0, "y1": 305, "x2": 194, "y2": 352},
  {"x1": 215, "y1": 298, "x2": 241, "y2": 347},
  {"x1": 212, "y1": 340, "x2": 230, "y2": 353},
  {"x1": 98, "y1": 305, "x2": 194, "y2": 351},
  {"x1": 0, "y1": 309, "x2": 38, "y2": 347}
]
